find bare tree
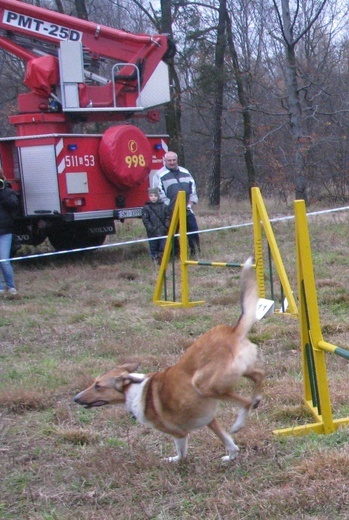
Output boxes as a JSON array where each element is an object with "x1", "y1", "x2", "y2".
[
  {"x1": 53, "y1": 0, "x2": 64, "y2": 13},
  {"x1": 207, "y1": 0, "x2": 226, "y2": 206},
  {"x1": 159, "y1": 0, "x2": 185, "y2": 162},
  {"x1": 270, "y1": 0, "x2": 327, "y2": 201},
  {"x1": 75, "y1": 0, "x2": 89, "y2": 20},
  {"x1": 225, "y1": 10, "x2": 257, "y2": 198},
  {"x1": 122, "y1": 0, "x2": 184, "y2": 161}
]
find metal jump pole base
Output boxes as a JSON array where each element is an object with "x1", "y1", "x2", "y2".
[{"x1": 274, "y1": 199, "x2": 349, "y2": 437}]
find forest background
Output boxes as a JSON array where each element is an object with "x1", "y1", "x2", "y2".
[{"x1": 1, "y1": 0, "x2": 349, "y2": 206}]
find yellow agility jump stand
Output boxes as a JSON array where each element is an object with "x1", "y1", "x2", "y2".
[
  {"x1": 154, "y1": 188, "x2": 298, "y2": 310},
  {"x1": 153, "y1": 191, "x2": 205, "y2": 307},
  {"x1": 251, "y1": 187, "x2": 297, "y2": 316},
  {"x1": 274, "y1": 199, "x2": 349, "y2": 437},
  {"x1": 153, "y1": 191, "x2": 245, "y2": 307}
]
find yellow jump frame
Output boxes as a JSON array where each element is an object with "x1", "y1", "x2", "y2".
[
  {"x1": 274, "y1": 199, "x2": 349, "y2": 437},
  {"x1": 153, "y1": 191, "x2": 205, "y2": 307},
  {"x1": 153, "y1": 188, "x2": 297, "y2": 311},
  {"x1": 251, "y1": 188, "x2": 298, "y2": 316}
]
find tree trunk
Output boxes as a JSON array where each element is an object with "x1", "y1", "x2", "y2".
[
  {"x1": 226, "y1": 13, "x2": 257, "y2": 199},
  {"x1": 53, "y1": 0, "x2": 64, "y2": 13},
  {"x1": 75, "y1": 0, "x2": 89, "y2": 20},
  {"x1": 160, "y1": 0, "x2": 184, "y2": 163},
  {"x1": 207, "y1": 0, "x2": 226, "y2": 206},
  {"x1": 281, "y1": 0, "x2": 306, "y2": 200}
]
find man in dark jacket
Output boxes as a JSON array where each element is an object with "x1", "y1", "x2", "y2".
[
  {"x1": 155, "y1": 151, "x2": 200, "y2": 257},
  {"x1": 0, "y1": 170, "x2": 20, "y2": 295},
  {"x1": 142, "y1": 188, "x2": 170, "y2": 264}
]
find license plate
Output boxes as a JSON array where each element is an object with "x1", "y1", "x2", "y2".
[{"x1": 115, "y1": 207, "x2": 142, "y2": 219}]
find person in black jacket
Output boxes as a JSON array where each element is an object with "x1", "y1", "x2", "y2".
[
  {"x1": 0, "y1": 169, "x2": 20, "y2": 295},
  {"x1": 142, "y1": 188, "x2": 170, "y2": 264}
]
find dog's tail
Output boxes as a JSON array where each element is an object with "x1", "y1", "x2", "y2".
[{"x1": 235, "y1": 257, "x2": 258, "y2": 338}]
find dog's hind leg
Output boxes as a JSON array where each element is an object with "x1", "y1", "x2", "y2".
[
  {"x1": 231, "y1": 369, "x2": 264, "y2": 433},
  {"x1": 219, "y1": 391, "x2": 256, "y2": 433},
  {"x1": 245, "y1": 368, "x2": 264, "y2": 408},
  {"x1": 193, "y1": 381, "x2": 255, "y2": 434},
  {"x1": 208, "y1": 418, "x2": 239, "y2": 462},
  {"x1": 163, "y1": 436, "x2": 188, "y2": 462},
  {"x1": 231, "y1": 405, "x2": 250, "y2": 433}
]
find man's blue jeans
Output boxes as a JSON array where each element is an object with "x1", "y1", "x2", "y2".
[{"x1": 0, "y1": 233, "x2": 15, "y2": 290}]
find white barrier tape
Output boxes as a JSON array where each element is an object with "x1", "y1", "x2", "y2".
[
  {"x1": 0, "y1": 237, "x2": 152, "y2": 263},
  {"x1": 1, "y1": 221, "x2": 256, "y2": 263},
  {"x1": 2, "y1": 204, "x2": 349, "y2": 263}
]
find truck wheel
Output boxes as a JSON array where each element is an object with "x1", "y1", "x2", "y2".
[{"x1": 48, "y1": 232, "x2": 106, "y2": 251}]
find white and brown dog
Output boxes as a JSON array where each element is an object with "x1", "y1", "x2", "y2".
[{"x1": 74, "y1": 257, "x2": 264, "y2": 462}]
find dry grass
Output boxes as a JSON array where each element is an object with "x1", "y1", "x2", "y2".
[{"x1": 2, "y1": 196, "x2": 349, "y2": 518}]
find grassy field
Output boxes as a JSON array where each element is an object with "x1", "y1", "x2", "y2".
[{"x1": 2, "y1": 197, "x2": 349, "y2": 519}]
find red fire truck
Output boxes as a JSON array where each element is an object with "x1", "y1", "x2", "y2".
[{"x1": 0, "y1": 0, "x2": 174, "y2": 250}]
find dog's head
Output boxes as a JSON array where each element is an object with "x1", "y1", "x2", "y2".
[{"x1": 74, "y1": 362, "x2": 145, "y2": 408}]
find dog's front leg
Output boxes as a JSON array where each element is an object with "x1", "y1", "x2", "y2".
[{"x1": 163, "y1": 436, "x2": 188, "y2": 462}]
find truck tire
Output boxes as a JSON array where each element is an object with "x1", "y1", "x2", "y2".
[{"x1": 48, "y1": 231, "x2": 106, "y2": 251}]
